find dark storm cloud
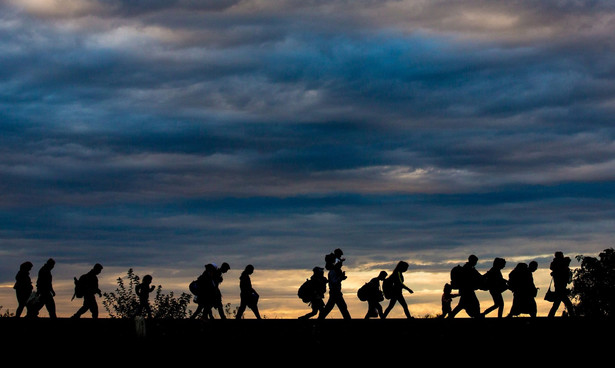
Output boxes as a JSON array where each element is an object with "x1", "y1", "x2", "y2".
[{"x1": 1, "y1": 0, "x2": 615, "y2": 278}]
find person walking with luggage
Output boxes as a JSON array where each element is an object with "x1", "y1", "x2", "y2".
[
  {"x1": 547, "y1": 252, "x2": 575, "y2": 318},
  {"x1": 190, "y1": 264, "x2": 217, "y2": 319},
  {"x1": 481, "y1": 257, "x2": 508, "y2": 318},
  {"x1": 507, "y1": 261, "x2": 538, "y2": 318},
  {"x1": 298, "y1": 267, "x2": 327, "y2": 319},
  {"x1": 363, "y1": 271, "x2": 387, "y2": 319},
  {"x1": 28, "y1": 258, "x2": 57, "y2": 318},
  {"x1": 383, "y1": 261, "x2": 414, "y2": 319},
  {"x1": 448, "y1": 255, "x2": 482, "y2": 318},
  {"x1": 72, "y1": 263, "x2": 103, "y2": 319}
]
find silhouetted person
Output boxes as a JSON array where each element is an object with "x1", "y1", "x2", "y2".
[
  {"x1": 28, "y1": 258, "x2": 57, "y2": 318},
  {"x1": 14, "y1": 261, "x2": 33, "y2": 318},
  {"x1": 364, "y1": 271, "x2": 387, "y2": 319},
  {"x1": 548, "y1": 252, "x2": 575, "y2": 318},
  {"x1": 72, "y1": 263, "x2": 103, "y2": 319},
  {"x1": 134, "y1": 274, "x2": 155, "y2": 319},
  {"x1": 190, "y1": 264, "x2": 217, "y2": 319},
  {"x1": 236, "y1": 264, "x2": 261, "y2": 319},
  {"x1": 448, "y1": 255, "x2": 482, "y2": 318},
  {"x1": 481, "y1": 257, "x2": 508, "y2": 318},
  {"x1": 319, "y1": 250, "x2": 351, "y2": 319},
  {"x1": 298, "y1": 267, "x2": 327, "y2": 319},
  {"x1": 212, "y1": 262, "x2": 230, "y2": 319},
  {"x1": 440, "y1": 283, "x2": 459, "y2": 318},
  {"x1": 383, "y1": 261, "x2": 414, "y2": 319},
  {"x1": 507, "y1": 261, "x2": 538, "y2": 318}
]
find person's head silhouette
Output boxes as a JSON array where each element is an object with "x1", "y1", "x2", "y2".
[{"x1": 468, "y1": 255, "x2": 478, "y2": 267}]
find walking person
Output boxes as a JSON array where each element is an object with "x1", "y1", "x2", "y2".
[
  {"x1": 212, "y1": 262, "x2": 230, "y2": 319},
  {"x1": 362, "y1": 271, "x2": 387, "y2": 319},
  {"x1": 440, "y1": 283, "x2": 459, "y2": 318},
  {"x1": 134, "y1": 274, "x2": 155, "y2": 319},
  {"x1": 383, "y1": 261, "x2": 414, "y2": 319},
  {"x1": 298, "y1": 267, "x2": 327, "y2": 319},
  {"x1": 319, "y1": 250, "x2": 351, "y2": 319},
  {"x1": 72, "y1": 263, "x2": 103, "y2": 319},
  {"x1": 28, "y1": 258, "x2": 57, "y2": 318},
  {"x1": 236, "y1": 265, "x2": 261, "y2": 319},
  {"x1": 481, "y1": 257, "x2": 508, "y2": 318},
  {"x1": 547, "y1": 252, "x2": 575, "y2": 318},
  {"x1": 507, "y1": 261, "x2": 538, "y2": 318},
  {"x1": 14, "y1": 261, "x2": 33, "y2": 318},
  {"x1": 448, "y1": 255, "x2": 482, "y2": 318},
  {"x1": 190, "y1": 264, "x2": 217, "y2": 319}
]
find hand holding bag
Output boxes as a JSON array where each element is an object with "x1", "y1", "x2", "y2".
[{"x1": 544, "y1": 278, "x2": 556, "y2": 302}]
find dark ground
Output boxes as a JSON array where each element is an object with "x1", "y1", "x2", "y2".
[{"x1": 2, "y1": 317, "x2": 611, "y2": 364}]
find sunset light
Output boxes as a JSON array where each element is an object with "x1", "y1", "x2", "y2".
[{"x1": 1, "y1": 0, "x2": 614, "y2": 331}]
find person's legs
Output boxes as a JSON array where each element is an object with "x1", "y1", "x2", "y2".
[
  {"x1": 383, "y1": 298, "x2": 397, "y2": 318},
  {"x1": 398, "y1": 297, "x2": 412, "y2": 318},
  {"x1": 336, "y1": 296, "x2": 351, "y2": 319}
]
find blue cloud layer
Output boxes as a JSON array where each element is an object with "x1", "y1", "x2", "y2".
[{"x1": 1, "y1": 1, "x2": 614, "y2": 283}]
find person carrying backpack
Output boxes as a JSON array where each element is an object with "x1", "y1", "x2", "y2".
[
  {"x1": 362, "y1": 271, "x2": 387, "y2": 319},
  {"x1": 298, "y1": 267, "x2": 327, "y2": 319},
  {"x1": 71, "y1": 263, "x2": 103, "y2": 319},
  {"x1": 547, "y1": 252, "x2": 575, "y2": 318},
  {"x1": 190, "y1": 264, "x2": 217, "y2": 319},
  {"x1": 506, "y1": 261, "x2": 538, "y2": 318},
  {"x1": 481, "y1": 257, "x2": 508, "y2": 318},
  {"x1": 383, "y1": 261, "x2": 414, "y2": 319},
  {"x1": 447, "y1": 255, "x2": 482, "y2": 318}
]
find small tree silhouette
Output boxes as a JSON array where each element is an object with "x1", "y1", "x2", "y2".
[
  {"x1": 572, "y1": 248, "x2": 615, "y2": 319},
  {"x1": 102, "y1": 269, "x2": 192, "y2": 319}
]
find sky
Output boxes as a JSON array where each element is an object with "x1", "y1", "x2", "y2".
[{"x1": 1, "y1": 0, "x2": 615, "y2": 318}]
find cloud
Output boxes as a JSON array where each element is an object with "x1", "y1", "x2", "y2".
[{"x1": 1, "y1": 0, "x2": 614, "y2": 317}]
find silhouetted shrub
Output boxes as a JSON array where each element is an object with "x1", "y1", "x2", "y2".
[
  {"x1": 572, "y1": 248, "x2": 615, "y2": 319},
  {"x1": 102, "y1": 269, "x2": 192, "y2": 319}
]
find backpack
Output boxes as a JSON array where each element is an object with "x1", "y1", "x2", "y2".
[
  {"x1": 382, "y1": 277, "x2": 394, "y2": 299},
  {"x1": 357, "y1": 283, "x2": 371, "y2": 302},
  {"x1": 450, "y1": 265, "x2": 463, "y2": 289},
  {"x1": 482, "y1": 270, "x2": 506, "y2": 292},
  {"x1": 72, "y1": 274, "x2": 87, "y2": 300},
  {"x1": 298, "y1": 279, "x2": 313, "y2": 303},
  {"x1": 507, "y1": 268, "x2": 522, "y2": 293},
  {"x1": 478, "y1": 273, "x2": 490, "y2": 291},
  {"x1": 189, "y1": 280, "x2": 199, "y2": 295}
]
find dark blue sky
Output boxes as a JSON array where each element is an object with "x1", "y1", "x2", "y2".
[{"x1": 1, "y1": 1, "x2": 614, "y2": 316}]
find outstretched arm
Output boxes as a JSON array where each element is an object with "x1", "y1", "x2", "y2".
[{"x1": 398, "y1": 272, "x2": 414, "y2": 293}]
